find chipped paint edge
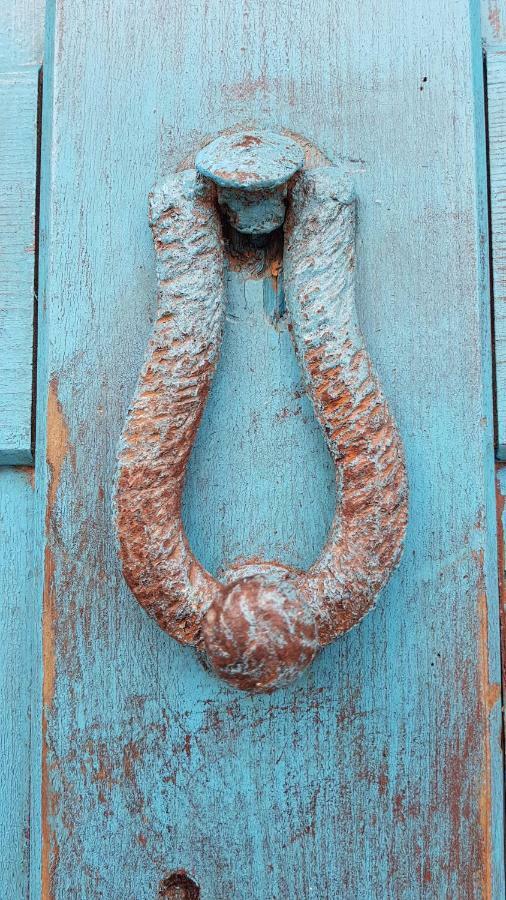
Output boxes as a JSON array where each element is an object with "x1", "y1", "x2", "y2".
[
  {"x1": 470, "y1": 2, "x2": 505, "y2": 892},
  {"x1": 31, "y1": 2, "x2": 59, "y2": 896}
]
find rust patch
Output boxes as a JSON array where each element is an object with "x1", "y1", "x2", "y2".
[
  {"x1": 235, "y1": 134, "x2": 263, "y2": 148},
  {"x1": 224, "y1": 75, "x2": 269, "y2": 101},
  {"x1": 18, "y1": 465, "x2": 35, "y2": 488},
  {"x1": 42, "y1": 377, "x2": 72, "y2": 899},
  {"x1": 123, "y1": 740, "x2": 142, "y2": 783},
  {"x1": 488, "y1": 2, "x2": 503, "y2": 39},
  {"x1": 42, "y1": 546, "x2": 57, "y2": 710},
  {"x1": 474, "y1": 547, "x2": 501, "y2": 900},
  {"x1": 495, "y1": 469, "x2": 506, "y2": 691},
  {"x1": 45, "y1": 376, "x2": 72, "y2": 530}
]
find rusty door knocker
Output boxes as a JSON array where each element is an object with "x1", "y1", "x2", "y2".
[{"x1": 115, "y1": 130, "x2": 408, "y2": 693}]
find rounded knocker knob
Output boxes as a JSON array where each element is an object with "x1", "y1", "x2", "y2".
[
  {"x1": 195, "y1": 130, "x2": 304, "y2": 233},
  {"x1": 115, "y1": 129, "x2": 408, "y2": 693}
]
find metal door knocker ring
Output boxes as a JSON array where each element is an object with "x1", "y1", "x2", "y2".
[{"x1": 115, "y1": 129, "x2": 408, "y2": 693}]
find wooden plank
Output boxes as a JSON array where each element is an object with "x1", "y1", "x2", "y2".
[
  {"x1": 0, "y1": 0, "x2": 45, "y2": 463},
  {"x1": 487, "y1": 46, "x2": 506, "y2": 459},
  {"x1": 36, "y1": 0, "x2": 504, "y2": 896},
  {"x1": 0, "y1": 4, "x2": 45, "y2": 898},
  {"x1": 0, "y1": 67, "x2": 39, "y2": 464},
  {"x1": 495, "y1": 464, "x2": 506, "y2": 681},
  {"x1": 0, "y1": 468, "x2": 35, "y2": 897}
]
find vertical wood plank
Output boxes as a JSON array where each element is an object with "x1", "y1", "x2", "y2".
[
  {"x1": 36, "y1": 1, "x2": 504, "y2": 896},
  {"x1": 487, "y1": 46, "x2": 506, "y2": 458},
  {"x1": 0, "y1": 68, "x2": 39, "y2": 464},
  {"x1": 495, "y1": 464, "x2": 506, "y2": 691},
  {"x1": 0, "y1": 0, "x2": 44, "y2": 464},
  {"x1": 0, "y1": 2, "x2": 44, "y2": 897},
  {"x1": 0, "y1": 468, "x2": 35, "y2": 897}
]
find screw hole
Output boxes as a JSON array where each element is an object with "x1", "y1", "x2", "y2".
[{"x1": 159, "y1": 870, "x2": 200, "y2": 900}]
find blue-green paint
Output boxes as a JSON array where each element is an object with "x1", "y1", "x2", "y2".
[
  {"x1": 195, "y1": 131, "x2": 304, "y2": 233},
  {"x1": 29, "y1": 0, "x2": 505, "y2": 896},
  {"x1": 0, "y1": 3, "x2": 43, "y2": 899},
  {"x1": 481, "y1": 0, "x2": 506, "y2": 46},
  {"x1": 486, "y1": 46, "x2": 506, "y2": 459},
  {"x1": 0, "y1": 468, "x2": 35, "y2": 897},
  {"x1": 184, "y1": 273, "x2": 336, "y2": 576},
  {"x1": 0, "y1": 0, "x2": 42, "y2": 464},
  {"x1": 195, "y1": 131, "x2": 304, "y2": 191}
]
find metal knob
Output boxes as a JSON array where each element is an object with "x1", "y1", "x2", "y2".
[{"x1": 196, "y1": 130, "x2": 304, "y2": 234}]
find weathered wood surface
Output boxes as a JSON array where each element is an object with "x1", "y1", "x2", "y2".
[
  {"x1": 0, "y1": 1, "x2": 43, "y2": 897},
  {"x1": 482, "y1": 0, "x2": 506, "y2": 45},
  {"x1": 482, "y1": 4, "x2": 506, "y2": 459},
  {"x1": 486, "y1": 46, "x2": 506, "y2": 458},
  {"x1": 0, "y1": 468, "x2": 35, "y2": 897},
  {"x1": 36, "y1": 0, "x2": 503, "y2": 897},
  {"x1": 0, "y1": 0, "x2": 43, "y2": 463},
  {"x1": 496, "y1": 465, "x2": 506, "y2": 691}
]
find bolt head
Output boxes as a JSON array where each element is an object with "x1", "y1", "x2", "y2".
[{"x1": 195, "y1": 131, "x2": 304, "y2": 191}]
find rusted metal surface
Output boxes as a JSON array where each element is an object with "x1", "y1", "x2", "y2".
[
  {"x1": 284, "y1": 168, "x2": 408, "y2": 644},
  {"x1": 202, "y1": 561, "x2": 320, "y2": 692},
  {"x1": 115, "y1": 132, "x2": 408, "y2": 692},
  {"x1": 195, "y1": 131, "x2": 304, "y2": 234},
  {"x1": 116, "y1": 172, "x2": 226, "y2": 646},
  {"x1": 195, "y1": 131, "x2": 304, "y2": 190}
]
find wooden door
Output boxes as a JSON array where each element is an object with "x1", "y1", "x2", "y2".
[{"x1": 2, "y1": 1, "x2": 505, "y2": 897}]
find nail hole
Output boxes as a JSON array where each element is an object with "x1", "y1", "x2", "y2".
[{"x1": 159, "y1": 871, "x2": 200, "y2": 900}]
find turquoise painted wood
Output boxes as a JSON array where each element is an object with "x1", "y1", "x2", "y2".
[
  {"x1": 0, "y1": 468, "x2": 36, "y2": 897},
  {"x1": 482, "y1": 0, "x2": 506, "y2": 45},
  {"x1": 0, "y1": 1, "x2": 42, "y2": 464},
  {"x1": 31, "y1": 0, "x2": 504, "y2": 897},
  {"x1": 482, "y1": 4, "x2": 506, "y2": 458},
  {"x1": 495, "y1": 463, "x2": 506, "y2": 691},
  {"x1": 0, "y1": 2, "x2": 43, "y2": 898},
  {"x1": 486, "y1": 46, "x2": 506, "y2": 459}
]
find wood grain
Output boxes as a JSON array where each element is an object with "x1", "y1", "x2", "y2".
[
  {"x1": 0, "y1": 0, "x2": 44, "y2": 462},
  {"x1": 496, "y1": 465, "x2": 506, "y2": 686},
  {"x1": 0, "y1": 2, "x2": 43, "y2": 898},
  {"x1": 0, "y1": 468, "x2": 35, "y2": 897},
  {"x1": 487, "y1": 45, "x2": 506, "y2": 458},
  {"x1": 35, "y1": 0, "x2": 504, "y2": 896}
]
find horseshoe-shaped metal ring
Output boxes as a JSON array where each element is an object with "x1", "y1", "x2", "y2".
[{"x1": 115, "y1": 130, "x2": 408, "y2": 693}]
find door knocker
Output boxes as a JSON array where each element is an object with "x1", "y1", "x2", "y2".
[{"x1": 115, "y1": 130, "x2": 408, "y2": 693}]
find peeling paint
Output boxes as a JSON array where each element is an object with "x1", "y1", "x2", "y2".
[
  {"x1": 474, "y1": 547, "x2": 501, "y2": 900},
  {"x1": 18, "y1": 464, "x2": 35, "y2": 488},
  {"x1": 45, "y1": 376, "x2": 72, "y2": 530},
  {"x1": 42, "y1": 377, "x2": 72, "y2": 900},
  {"x1": 487, "y1": 2, "x2": 503, "y2": 40},
  {"x1": 495, "y1": 469, "x2": 506, "y2": 691}
]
